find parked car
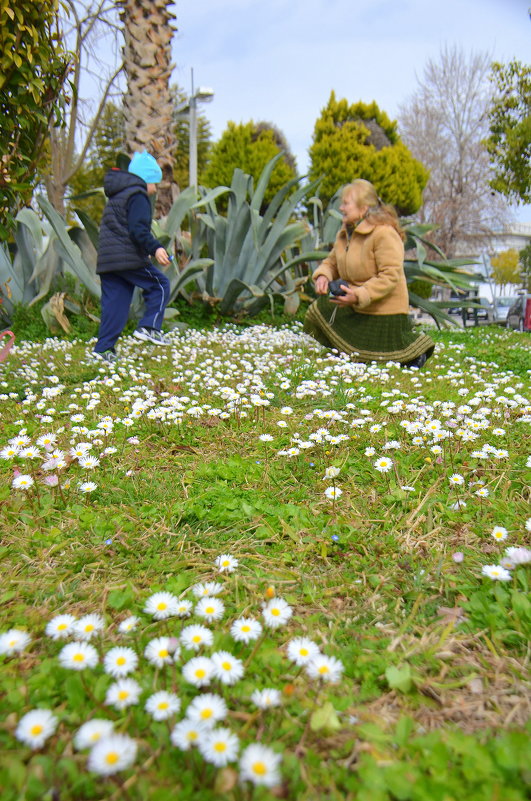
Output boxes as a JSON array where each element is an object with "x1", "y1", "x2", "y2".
[
  {"x1": 506, "y1": 293, "x2": 531, "y2": 332},
  {"x1": 465, "y1": 297, "x2": 494, "y2": 322},
  {"x1": 492, "y1": 296, "x2": 518, "y2": 325}
]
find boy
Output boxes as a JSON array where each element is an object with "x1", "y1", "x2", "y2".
[{"x1": 93, "y1": 150, "x2": 172, "y2": 362}]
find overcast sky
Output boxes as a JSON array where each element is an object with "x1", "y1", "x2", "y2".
[{"x1": 171, "y1": 0, "x2": 531, "y2": 220}]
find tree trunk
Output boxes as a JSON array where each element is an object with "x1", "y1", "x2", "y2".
[{"x1": 119, "y1": 0, "x2": 177, "y2": 217}]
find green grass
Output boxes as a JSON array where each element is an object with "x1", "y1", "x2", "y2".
[{"x1": 0, "y1": 322, "x2": 530, "y2": 800}]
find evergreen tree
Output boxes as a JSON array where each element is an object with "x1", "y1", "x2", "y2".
[
  {"x1": 308, "y1": 92, "x2": 428, "y2": 214},
  {"x1": 202, "y1": 121, "x2": 297, "y2": 209}
]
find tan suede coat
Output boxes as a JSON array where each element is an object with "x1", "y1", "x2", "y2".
[{"x1": 312, "y1": 221, "x2": 409, "y2": 315}]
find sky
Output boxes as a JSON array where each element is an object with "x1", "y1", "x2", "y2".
[{"x1": 170, "y1": 0, "x2": 531, "y2": 221}]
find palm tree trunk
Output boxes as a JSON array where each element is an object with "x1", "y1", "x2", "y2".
[{"x1": 119, "y1": 0, "x2": 177, "y2": 216}]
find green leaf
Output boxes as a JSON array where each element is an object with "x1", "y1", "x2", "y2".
[
  {"x1": 385, "y1": 664, "x2": 413, "y2": 693},
  {"x1": 310, "y1": 701, "x2": 342, "y2": 732}
]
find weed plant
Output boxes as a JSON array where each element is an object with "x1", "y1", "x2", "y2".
[{"x1": 0, "y1": 322, "x2": 530, "y2": 801}]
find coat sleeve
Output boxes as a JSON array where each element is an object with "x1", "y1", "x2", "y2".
[
  {"x1": 354, "y1": 227, "x2": 405, "y2": 309},
  {"x1": 311, "y1": 245, "x2": 340, "y2": 283},
  {"x1": 126, "y1": 193, "x2": 163, "y2": 256}
]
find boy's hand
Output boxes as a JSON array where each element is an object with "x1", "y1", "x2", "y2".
[{"x1": 155, "y1": 247, "x2": 171, "y2": 266}]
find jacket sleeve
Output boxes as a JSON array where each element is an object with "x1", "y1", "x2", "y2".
[
  {"x1": 126, "y1": 193, "x2": 163, "y2": 256},
  {"x1": 354, "y1": 227, "x2": 405, "y2": 309},
  {"x1": 311, "y1": 245, "x2": 340, "y2": 283}
]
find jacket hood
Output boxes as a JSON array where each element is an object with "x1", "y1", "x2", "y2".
[{"x1": 104, "y1": 168, "x2": 147, "y2": 198}]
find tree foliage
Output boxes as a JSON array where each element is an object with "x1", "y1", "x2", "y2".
[
  {"x1": 201, "y1": 121, "x2": 297, "y2": 209},
  {"x1": 518, "y1": 242, "x2": 531, "y2": 291},
  {"x1": 490, "y1": 248, "x2": 520, "y2": 287},
  {"x1": 398, "y1": 47, "x2": 509, "y2": 257},
  {"x1": 0, "y1": 0, "x2": 71, "y2": 239},
  {"x1": 485, "y1": 60, "x2": 531, "y2": 204},
  {"x1": 308, "y1": 92, "x2": 428, "y2": 214}
]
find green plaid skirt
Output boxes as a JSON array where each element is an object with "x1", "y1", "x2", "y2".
[{"x1": 303, "y1": 297, "x2": 435, "y2": 364}]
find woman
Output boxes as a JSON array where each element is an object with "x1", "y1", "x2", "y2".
[{"x1": 304, "y1": 179, "x2": 434, "y2": 367}]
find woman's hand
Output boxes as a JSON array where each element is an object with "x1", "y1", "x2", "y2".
[
  {"x1": 330, "y1": 284, "x2": 359, "y2": 306},
  {"x1": 314, "y1": 275, "x2": 329, "y2": 295}
]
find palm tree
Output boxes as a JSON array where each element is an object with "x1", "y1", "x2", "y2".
[{"x1": 119, "y1": 0, "x2": 177, "y2": 215}]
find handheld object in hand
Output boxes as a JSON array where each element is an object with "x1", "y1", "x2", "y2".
[{"x1": 328, "y1": 279, "x2": 349, "y2": 297}]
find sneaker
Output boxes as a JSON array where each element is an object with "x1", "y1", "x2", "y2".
[
  {"x1": 133, "y1": 327, "x2": 171, "y2": 345},
  {"x1": 92, "y1": 350, "x2": 118, "y2": 364}
]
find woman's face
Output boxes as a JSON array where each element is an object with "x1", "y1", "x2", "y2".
[{"x1": 339, "y1": 191, "x2": 367, "y2": 224}]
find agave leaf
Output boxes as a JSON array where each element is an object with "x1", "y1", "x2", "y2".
[
  {"x1": 250, "y1": 152, "x2": 284, "y2": 212},
  {"x1": 263, "y1": 250, "x2": 329, "y2": 291},
  {"x1": 193, "y1": 185, "x2": 231, "y2": 210},
  {"x1": 15, "y1": 208, "x2": 44, "y2": 252},
  {"x1": 13, "y1": 222, "x2": 38, "y2": 304},
  {"x1": 37, "y1": 196, "x2": 101, "y2": 298},
  {"x1": 0, "y1": 243, "x2": 20, "y2": 313},
  {"x1": 163, "y1": 185, "x2": 198, "y2": 237},
  {"x1": 408, "y1": 290, "x2": 458, "y2": 328},
  {"x1": 171, "y1": 258, "x2": 213, "y2": 297},
  {"x1": 73, "y1": 209, "x2": 100, "y2": 251},
  {"x1": 28, "y1": 245, "x2": 61, "y2": 307},
  {"x1": 69, "y1": 227, "x2": 98, "y2": 274},
  {"x1": 218, "y1": 277, "x2": 263, "y2": 316}
]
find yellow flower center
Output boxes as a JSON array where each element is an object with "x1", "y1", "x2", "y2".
[
  {"x1": 192, "y1": 635, "x2": 201, "y2": 643},
  {"x1": 271, "y1": 608, "x2": 280, "y2": 616},
  {"x1": 90, "y1": 733, "x2": 101, "y2": 742},
  {"x1": 116, "y1": 656, "x2": 126, "y2": 665},
  {"x1": 222, "y1": 560, "x2": 230, "y2": 567},
  {"x1": 241, "y1": 625, "x2": 250, "y2": 632},
  {"x1": 84, "y1": 624, "x2": 94, "y2": 632},
  {"x1": 188, "y1": 731, "x2": 198, "y2": 741},
  {"x1": 73, "y1": 653, "x2": 85, "y2": 662},
  {"x1": 9, "y1": 640, "x2": 16, "y2": 647},
  {"x1": 158, "y1": 649, "x2": 169, "y2": 659},
  {"x1": 118, "y1": 690, "x2": 129, "y2": 700},
  {"x1": 253, "y1": 762, "x2": 267, "y2": 776},
  {"x1": 300, "y1": 648, "x2": 308, "y2": 656},
  {"x1": 158, "y1": 702, "x2": 169, "y2": 710},
  {"x1": 222, "y1": 661, "x2": 231, "y2": 671},
  {"x1": 57, "y1": 623, "x2": 67, "y2": 630},
  {"x1": 195, "y1": 669, "x2": 206, "y2": 679},
  {"x1": 30, "y1": 725, "x2": 43, "y2": 736},
  {"x1": 200, "y1": 709, "x2": 212, "y2": 719},
  {"x1": 318, "y1": 665, "x2": 330, "y2": 674},
  {"x1": 214, "y1": 742, "x2": 227, "y2": 752},
  {"x1": 157, "y1": 602, "x2": 167, "y2": 611},
  {"x1": 105, "y1": 752, "x2": 119, "y2": 765},
  {"x1": 205, "y1": 606, "x2": 214, "y2": 615}
]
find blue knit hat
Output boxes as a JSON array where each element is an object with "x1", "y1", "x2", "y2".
[{"x1": 128, "y1": 150, "x2": 162, "y2": 184}]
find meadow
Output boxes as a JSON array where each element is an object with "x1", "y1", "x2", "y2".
[{"x1": 0, "y1": 320, "x2": 530, "y2": 801}]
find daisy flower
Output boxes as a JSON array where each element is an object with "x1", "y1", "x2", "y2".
[
  {"x1": 45, "y1": 614, "x2": 77, "y2": 640},
  {"x1": 180, "y1": 624, "x2": 214, "y2": 651},
  {"x1": 103, "y1": 647, "x2": 138, "y2": 678},
  {"x1": 211, "y1": 650, "x2": 245, "y2": 685},
  {"x1": 286, "y1": 637, "x2": 320, "y2": 666},
  {"x1": 250, "y1": 689, "x2": 282, "y2": 709},
  {"x1": 145, "y1": 691, "x2": 181, "y2": 721},
  {"x1": 15, "y1": 709, "x2": 58, "y2": 750},
  {"x1": 12, "y1": 475, "x2": 34, "y2": 490},
  {"x1": 239, "y1": 743, "x2": 282, "y2": 788},
  {"x1": 475, "y1": 487, "x2": 489, "y2": 498},
  {"x1": 198, "y1": 727, "x2": 239, "y2": 767},
  {"x1": 449, "y1": 474, "x2": 465, "y2": 486},
  {"x1": 74, "y1": 719, "x2": 115, "y2": 750},
  {"x1": 305, "y1": 654, "x2": 344, "y2": 683},
  {"x1": 525, "y1": 518, "x2": 531, "y2": 533},
  {"x1": 491, "y1": 526, "x2": 508, "y2": 541},
  {"x1": 143, "y1": 591, "x2": 179, "y2": 620},
  {"x1": 79, "y1": 481, "x2": 97, "y2": 493},
  {"x1": 323, "y1": 466, "x2": 340, "y2": 479},
  {"x1": 258, "y1": 434, "x2": 274, "y2": 442},
  {"x1": 58, "y1": 641, "x2": 99, "y2": 670},
  {"x1": 230, "y1": 617, "x2": 263, "y2": 644},
  {"x1": 73, "y1": 614, "x2": 104, "y2": 641},
  {"x1": 215, "y1": 554, "x2": 239, "y2": 573},
  {"x1": 192, "y1": 582, "x2": 224, "y2": 598},
  {"x1": 79, "y1": 455, "x2": 100, "y2": 470},
  {"x1": 170, "y1": 719, "x2": 207, "y2": 751},
  {"x1": 504, "y1": 546, "x2": 531, "y2": 566},
  {"x1": 87, "y1": 734, "x2": 137, "y2": 776},
  {"x1": 481, "y1": 564, "x2": 512, "y2": 582},
  {"x1": 36, "y1": 433, "x2": 57, "y2": 448},
  {"x1": 105, "y1": 678, "x2": 142, "y2": 711},
  {"x1": 262, "y1": 598, "x2": 293, "y2": 629},
  {"x1": 118, "y1": 616, "x2": 140, "y2": 634},
  {"x1": 364, "y1": 447, "x2": 376, "y2": 456},
  {"x1": 324, "y1": 486, "x2": 342, "y2": 500},
  {"x1": 373, "y1": 457, "x2": 393, "y2": 473},
  {"x1": 175, "y1": 599, "x2": 193, "y2": 617},
  {"x1": 182, "y1": 656, "x2": 214, "y2": 687},
  {"x1": 144, "y1": 636, "x2": 176, "y2": 668},
  {"x1": 186, "y1": 693, "x2": 227, "y2": 726},
  {"x1": 195, "y1": 597, "x2": 225, "y2": 622},
  {"x1": 0, "y1": 629, "x2": 31, "y2": 656}
]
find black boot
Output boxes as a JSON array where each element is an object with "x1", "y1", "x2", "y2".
[{"x1": 402, "y1": 352, "x2": 427, "y2": 369}]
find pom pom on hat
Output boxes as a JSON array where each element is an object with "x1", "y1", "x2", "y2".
[{"x1": 128, "y1": 151, "x2": 162, "y2": 184}]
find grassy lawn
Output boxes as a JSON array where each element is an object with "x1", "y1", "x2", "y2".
[{"x1": 0, "y1": 320, "x2": 530, "y2": 801}]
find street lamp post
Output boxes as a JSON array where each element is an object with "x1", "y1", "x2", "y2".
[{"x1": 186, "y1": 69, "x2": 214, "y2": 190}]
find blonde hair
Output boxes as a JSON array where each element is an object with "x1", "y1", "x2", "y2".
[{"x1": 342, "y1": 179, "x2": 405, "y2": 241}]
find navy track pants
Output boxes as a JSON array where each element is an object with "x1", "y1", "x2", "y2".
[{"x1": 95, "y1": 265, "x2": 170, "y2": 353}]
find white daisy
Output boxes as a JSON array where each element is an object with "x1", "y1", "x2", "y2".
[
  {"x1": 87, "y1": 734, "x2": 137, "y2": 776},
  {"x1": 170, "y1": 719, "x2": 207, "y2": 751},
  {"x1": 175, "y1": 599, "x2": 193, "y2": 617},
  {"x1": 58, "y1": 641, "x2": 99, "y2": 670},
  {"x1": 215, "y1": 554, "x2": 239, "y2": 573},
  {"x1": 324, "y1": 486, "x2": 343, "y2": 500},
  {"x1": 198, "y1": 727, "x2": 239, "y2": 767},
  {"x1": 262, "y1": 598, "x2": 293, "y2": 629},
  {"x1": 12, "y1": 475, "x2": 34, "y2": 490},
  {"x1": 73, "y1": 614, "x2": 104, "y2": 641},
  {"x1": 210, "y1": 650, "x2": 245, "y2": 685},
  {"x1": 0, "y1": 629, "x2": 31, "y2": 656},
  {"x1": 74, "y1": 719, "x2": 115, "y2": 750},
  {"x1": 103, "y1": 647, "x2": 138, "y2": 678},
  {"x1": 79, "y1": 481, "x2": 97, "y2": 493},
  {"x1": 491, "y1": 526, "x2": 508, "y2": 541},
  {"x1": 144, "y1": 636, "x2": 176, "y2": 668},
  {"x1": 45, "y1": 614, "x2": 77, "y2": 640},
  {"x1": 230, "y1": 617, "x2": 263, "y2": 643},
  {"x1": 186, "y1": 693, "x2": 227, "y2": 726},
  {"x1": 105, "y1": 678, "x2": 142, "y2": 711},
  {"x1": 305, "y1": 654, "x2": 344, "y2": 683},
  {"x1": 286, "y1": 637, "x2": 320, "y2": 666},
  {"x1": 449, "y1": 473, "x2": 465, "y2": 485},
  {"x1": 182, "y1": 656, "x2": 214, "y2": 687},
  {"x1": 239, "y1": 743, "x2": 282, "y2": 788},
  {"x1": 118, "y1": 616, "x2": 140, "y2": 633},
  {"x1": 192, "y1": 582, "x2": 224, "y2": 598},
  {"x1": 143, "y1": 591, "x2": 179, "y2": 620},
  {"x1": 145, "y1": 691, "x2": 181, "y2": 721},
  {"x1": 180, "y1": 624, "x2": 214, "y2": 651},
  {"x1": 504, "y1": 546, "x2": 531, "y2": 566},
  {"x1": 374, "y1": 457, "x2": 393, "y2": 473},
  {"x1": 250, "y1": 688, "x2": 282, "y2": 709},
  {"x1": 15, "y1": 709, "x2": 58, "y2": 750},
  {"x1": 195, "y1": 596, "x2": 225, "y2": 622},
  {"x1": 481, "y1": 564, "x2": 512, "y2": 581}
]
